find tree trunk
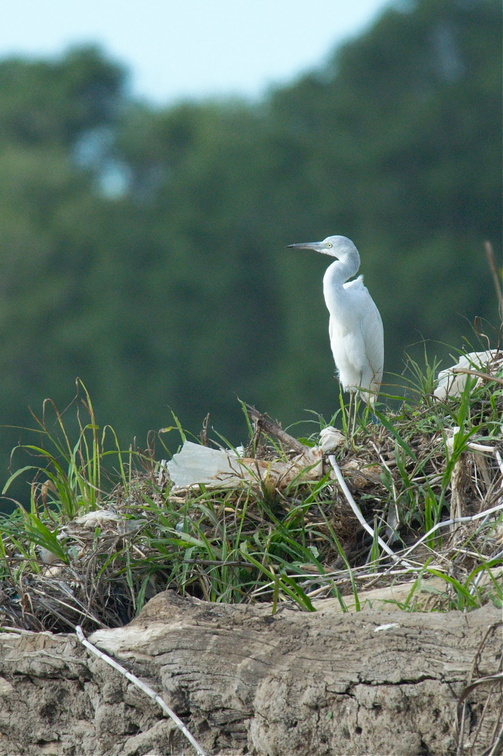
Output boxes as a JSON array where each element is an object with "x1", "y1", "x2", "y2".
[{"x1": 0, "y1": 591, "x2": 500, "y2": 755}]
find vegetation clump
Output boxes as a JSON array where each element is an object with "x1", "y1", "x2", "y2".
[{"x1": 0, "y1": 350, "x2": 501, "y2": 633}]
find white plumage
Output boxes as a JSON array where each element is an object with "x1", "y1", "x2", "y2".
[{"x1": 287, "y1": 235, "x2": 384, "y2": 404}]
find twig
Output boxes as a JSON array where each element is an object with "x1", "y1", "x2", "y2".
[
  {"x1": 182, "y1": 558, "x2": 252, "y2": 568},
  {"x1": 400, "y1": 502, "x2": 503, "y2": 562},
  {"x1": 370, "y1": 440, "x2": 400, "y2": 539},
  {"x1": 246, "y1": 404, "x2": 307, "y2": 453},
  {"x1": 451, "y1": 366, "x2": 503, "y2": 387},
  {"x1": 496, "y1": 451, "x2": 503, "y2": 479},
  {"x1": 484, "y1": 240, "x2": 503, "y2": 321},
  {"x1": 75, "y1": 625, "x2": 207, "y2": 756},
  {"x1": 327, "y1": 454, "x2": 414, "y2": 569},
  {"x1": 456, "y1": 621, "x2": 503, "y2": 756},
  {"x1": 199, "y1": 412, "x2": 210, "y2": 447}
]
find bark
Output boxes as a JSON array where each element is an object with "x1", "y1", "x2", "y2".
[{"x1": 0, "y1": 591, "x2": 500, "y2": 756}]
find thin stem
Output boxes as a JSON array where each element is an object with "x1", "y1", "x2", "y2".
[
  {"x1": 327, "y1": 454, "x2": 414, "y2": 569},
  {"x1": 75, "y1": 625, "x2": 207, "y2": 756}
]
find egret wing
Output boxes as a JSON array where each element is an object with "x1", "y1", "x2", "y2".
[{"x1": 345, "y1": 277, "x2": 384, "y2": 393}]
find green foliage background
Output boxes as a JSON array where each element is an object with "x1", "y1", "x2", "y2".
[{"x1": 0, "y1": 0, "x2": 500, "y2": 481}]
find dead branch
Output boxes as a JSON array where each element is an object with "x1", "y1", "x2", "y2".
[{"x1": 245, "y1": 404, "x2": 307, "y2": 453}]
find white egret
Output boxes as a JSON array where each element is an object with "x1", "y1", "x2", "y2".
[{"x1": 287, "y1": 235, "x2": 384, "y2": 405}]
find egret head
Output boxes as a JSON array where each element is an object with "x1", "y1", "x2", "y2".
[{"x1": 287, "y1": 235, "x2": 358, "y2": 261}]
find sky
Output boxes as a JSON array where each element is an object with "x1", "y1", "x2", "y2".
[{"x1": 0, "y1": 0, "x2": 392, "y2": 106}]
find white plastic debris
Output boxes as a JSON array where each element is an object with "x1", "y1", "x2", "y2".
[
  {"x1": 166, "y1": 442, "x2": 243, "y2": 488},
  {"x1": 74, "y1": 510, "x2": 123, "y2": 528},
  {"x1": 319, "y1": 426, "x2": 346, "y2": 453},
  {"x1": 434, "y1": 350, "x2": 499, "y2": 399},
  {"x1": 165, "y1": 440, "x2": 323, "y2": 491},
  {"x1": 374, "y1": 623, "x2": 400, "y2": 633}
]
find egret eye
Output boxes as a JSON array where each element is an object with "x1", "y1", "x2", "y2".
[{"x1": 327, "y1": 242, "x2": 333, "y2": 248}]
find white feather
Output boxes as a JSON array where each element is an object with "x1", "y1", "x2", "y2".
[{"x1": 288, "y1": 235, "x2": 384, "y2": 404}]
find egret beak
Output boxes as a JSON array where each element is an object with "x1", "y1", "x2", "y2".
[{"x1": 286, "y1": 241, "x2": 324, "y2": 252}]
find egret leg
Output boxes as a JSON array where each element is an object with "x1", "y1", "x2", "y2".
[
  {"x1": 341, "y1": 389, "x2": 368, "y2": 441},
  {"x1": 344, "y1": 390, "x2": 353, "y2": 438},
  {"x1": 361, "y1": 400, "x2": 372, "y2": 425},
  {"x1": 349, "y1": 393, "x2": 361, "y2": 440},
  {"x1": 343, "y1": 390, "x2": 359, "y2": 441},
  {"x1": 349, "y1": 374, "x2": 367, "y2": 439}
]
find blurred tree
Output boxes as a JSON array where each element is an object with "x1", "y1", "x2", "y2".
[
  {"x1": 0, "y1": 46, "x2": 124, "y2": 148},
  {"x1": 0, "y1": 0, "x2": 500, "y2": 498},
  {"x1": 267, "y1": 0, "x2": 501, "y2": 392}
]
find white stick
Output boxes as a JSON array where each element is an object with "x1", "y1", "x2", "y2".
[
  {"x1": 75, "y1": 625, "x2": 207, "y2": 756},
  {"x1": 400, "y1": 502, "x2": 503, "y2": 561},
  {"x1": 327, "y1": 454, "x2": 414, "y2": 569}
]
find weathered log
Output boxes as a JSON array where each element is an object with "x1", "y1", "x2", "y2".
[{"x1": 0, "y1": 591, "x2": 500, "y2": 755}]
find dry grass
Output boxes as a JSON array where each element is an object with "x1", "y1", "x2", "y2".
[{"x1": 0, "y1": 352, "x2": 502, "y2": 633}]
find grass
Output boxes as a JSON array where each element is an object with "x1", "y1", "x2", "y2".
[{"x1": 0, "y1": 350, "x2": 502, "y2": 633}]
